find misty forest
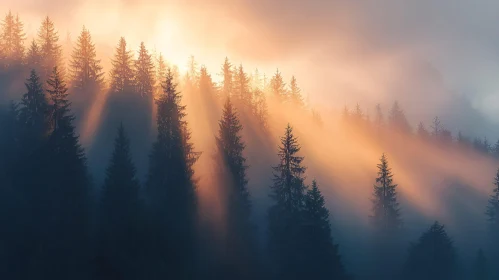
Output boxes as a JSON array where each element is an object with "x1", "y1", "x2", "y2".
[{"x1": 2, "y1": 10, "x2": 499, "y2": 280}]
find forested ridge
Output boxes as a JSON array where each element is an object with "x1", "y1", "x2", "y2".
[{"x1": 1, "y1": 11, "x2": 499, "y2": 280}]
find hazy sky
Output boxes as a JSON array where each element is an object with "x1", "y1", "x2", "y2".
[{"x1": 2, "y1": 0, "x2": 499, "y2": 135}]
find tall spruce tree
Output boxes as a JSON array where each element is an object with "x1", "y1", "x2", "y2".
[
  {"x1": 22, "y1": 66, "x2": 91, "y2": 278},
  {"x1": 404, "y1": 222, "x2": 457, "y2": 280},
  {"x1": 288, "y1": 76, "x2": 304, "y2": 108},
  {"x1": 268, "y1": 124, "x2": 307, "y2": 279},
  {"x1": 388, "y1": 101, "x2": 411, "y2": 133},
  {"x1": 26, "y1": 39, "x2": 42, "y2": 70},
  {"x1": 37, "y1": 16, "x2": 63, "y2": 79},
  {"x1": 270, "y1": 69, "x2": 286, "y2": 103},
  {"x1": 109, "y1": 37, "x2": 134, "y2": 93},
  {"x1": 252, "y1": 87, "x2": 268, "y2": 128},
  {"x1": 146, "y1": 68, "x2": 199, "y2": 279},
  {"x1": 233, "y1": 64, "x2": 251, "y2": 108},
  {"x1": 219, "y1": 57, "x2": 233, "y2": 99},
  {"x1": 155, "y1": 53, "x2": 167, "y2": 94},
  {"x1": 215, "y1": 98, "x2": 257, "y2": 278},
  {"x1": 69, "y1": 26, "x2": 103, "y2": 88},
  {"x1": 96, "y1": 124, "x2": 142, "y2": 280},
  {"x1": 486, "y1": 169, "x2": 499, "y2": 232},
  {"x1": 18, "y1": 69, "x2": 48, "y2": 153},
  {"x1": 11, "y1": 14, "x2": 25, "y2": 63},
  {"x1": 134, "y1": 42, "x2": 155, "y2": 97},
  {"x1": 1, "y1": 12, "x2": 25, "y2": 65},
  {"x1": 370, "y1": 153, "x2": 402, "y2": 234},
  {"x1": 301, "y1": 180, "x2": 350, "y2": 280}
]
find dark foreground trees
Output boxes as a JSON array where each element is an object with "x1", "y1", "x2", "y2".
[{"x1": 404, "y1": 222, "x2": 457, "y2": 280}]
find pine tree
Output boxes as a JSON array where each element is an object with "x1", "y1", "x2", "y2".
[
  {"x1": 109, "y1": 37, "x2": 134, "y2": 93},
  {"x1": 233, "y1": 64, "x2": 251, "y2": 108},
  {"x1": 486, "y1": 169, "x2": 499, "y2": 232},
  {"x1": 0, "y1": 11, "x2": 15, "y2": 64},
  {"x1": 155, "y1": 53, "x2": 167, "y2": 94},
  {"x1": 185, "y1": 55, "x2": 199, "y2": 86},
  {"x1": 270, "y1": 69, "x2": 286, "y2": 103},
  {"x1": 11, "y1": 14, "x2": 25, "y2": 63},
  {"x1": 215, "y1": 98, "x2": 257, "y2": 278},
  {"x1": 404, "y1": 222, "x2": 457, "y2": 280},
  {"x1": 370, "y1": 153, "x2": 402, "y2": 235},
  {"x1": 252, "y1": 87, "x2": 268, "y2": 128},
  {"x1": 219, "y1": 57, "x2": 233, "y2": 99},
  {"x1": 301, "y1": 180, "x2": 350, "y2": 280},
  {"x1": 431, "y1": 116, "x2": 442, "y2": 138},
  {"x1": 492, "y1": 140, "x2": 499, "y2": 159},
  {"x1": 37, "y1": 16, "x2": 63, "y2": 79},
  {"x1": 134, "y1": 42, "x2": 155, "y2": 97},
  {"x1": 473, "y1": 249, "x2": 487, "y2": 280},
  {"x1": 388, "y1": 101, "x2": 411, "y2": 133},
  {"x1": 18, "y1": 69, "x2": 48, "y2": 153},
  {"x1": 199, "y1": 66, "x2": 216, "y2": 97},
  {"x1": 146, "y1": 68, "x2": 199, "y2": 278},
  {"x1": 26, "y1": 39, "x2": 42, "y2": 70},
  {"x1": 28, "y1": 66, "x2": 91, "y2": 278},
  {"x1": 97, "y1": 124, "x2": 142, "y2": 279},
  {"x1": 69, "y1": 26, "x2": 103, "y2": 88},
  {"x1": 268, "y1": 124, "x2": 307, "y2": 279},
  {"x1": 288, "y1": 76, "x2": 304, "y2": 108}
]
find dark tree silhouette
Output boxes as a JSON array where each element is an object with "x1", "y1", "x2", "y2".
[
  {"x1": 96, "y1": 124, "x2": 143, "y2": 280},
  {"x1": 301, "y1": 180, "x2": 350, "y2": 280},
  {"x1": 145, "y1": 68, "x2": 200, "y2": 279},
  {"x1": 214, "y1": 97, "x2": 258, "y2": 279},
  {"x1": 219, "y1": 57, "x2": 233, "y2": 99},
  {"x1": 486, "y1": 169, "x2": 499, "y2": 232},
  {"x1": 404, "y1": 222, "x2": 457, "y2": 280},
  {"x1": 109, "y1": 37, "x2": 134, "y2": 93},
  {"x1": 268, "y1": 124, "x2": 307, "y2": 279},
  {"x1": 370, "y1": 153, "x2": 402, "y2": 234}
]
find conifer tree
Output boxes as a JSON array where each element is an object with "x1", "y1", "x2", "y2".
[
  {"x1": 26, "y1": 66, "x2": 91, "y2": 278},
  {"x1": 268, "y1": 124, "x2": 307, "y2": 279},
  {"x1": 134, "y1": 42, "x2": 155, "y2": 97},
  {"x1": 69, "y1": 26, "x2": 103, "y2": 88},
  {"x1": 252, "y1": 87, "x2": 268, "y2": 128},
  {"x1": 199, "y1": 66, "x2": 216, "y2": 97},
  {"x1": 219, "y1": 57, "x2": 233, "y2": 99},
  {"x1": 155, "y1": 53, "x2": 167, "y2": 94},
  {"x1": 97, "y1": 124, "x2": 142, "y2": 279},
  {"x1": 388, "y1": 101, "x2": 411, "y2": 133},
  {"x1": 146, "y1": 68, "x2": 199, "y2": 278},
  {"x1": 18, "y1": 69, "x2": 48, "y2": 153},
  {"x1": 288, "y1": 76, "x2": 304, "y2": 108},
  {"x1": 486, "y1": 169, "x2": 499, "y2": 232},
  {"x1": 11, "y1": 14, "x2": 25, "y2": 63},
  {"x1": 270, "y1": 69, "x2": 286, "y2": 102},
  {"x1": 404, "y1": 222, "x2": 457, "y2": 280},
  {"x1": 0, "y1": 11, "x2": 15, "y2": 63},
  {"x1": 26, "y1": 39, "x2": 42, "y2": 70},
  {"x1": 492, "y1": 140, "x2": 499, "y2": 159},
  {"x1": 370, "y1": 153, "x2": 402, "y2": 235},
  {"x1": 233, "y1": 64, "x2": 251, "y2": 107},
  {"x1": 109, "y1": 37, "x2": 134, "y2": 93},
  {"x1": 185, "y1": 55, "x2": 199, "y2": 86},
  {"x1": 301, "y1": 180, "x2": 350, "y2": 280},
  {"x1": 37, "y1": 16, "x2": 63, "y2": 79},
  {"x1": 215, "y1": 98, "x2": 257, "y2": 278}
]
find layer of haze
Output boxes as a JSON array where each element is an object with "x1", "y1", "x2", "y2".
[
  {"x1": 3, "y1": 0, "x2": 499, "y2": 138},
  {"x1": 2, "y1": 0, "x2": 499, "y2": 272}
]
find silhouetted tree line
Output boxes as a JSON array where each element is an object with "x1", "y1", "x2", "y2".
[{"x1": 1, "y1": 11, "x2": 499, "y2": 280}]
